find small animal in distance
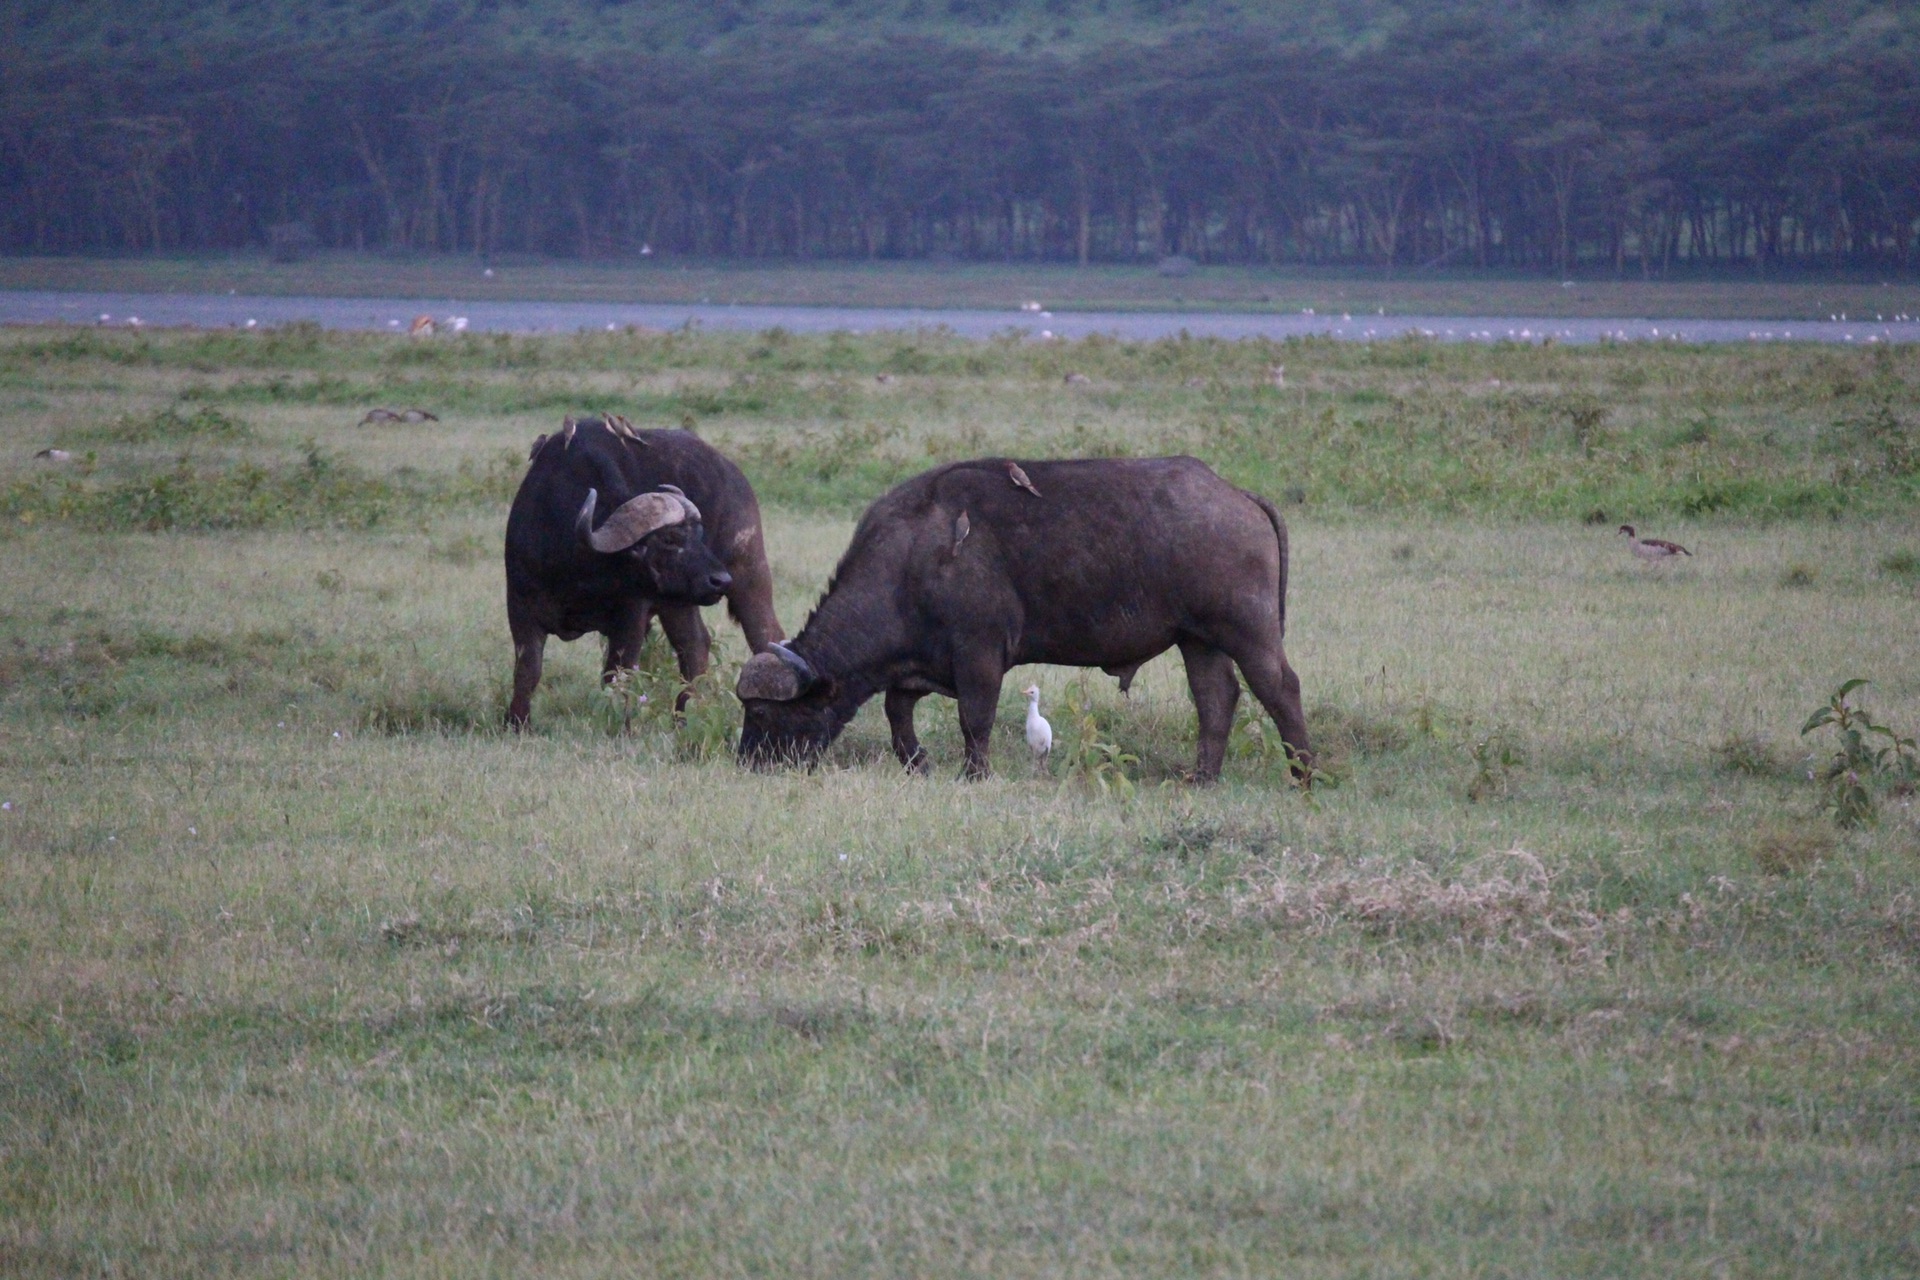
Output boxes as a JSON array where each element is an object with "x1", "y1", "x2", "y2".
[
  {"x1": 359, "y1": 407, "x2": 439, "y2": 425},
  {"x1": 1619, "y1": 525, "x2": 1691, "y2": 560}
]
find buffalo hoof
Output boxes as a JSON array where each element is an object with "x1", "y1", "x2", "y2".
[{"x1": 900, "y1": 748, "x2": 931, "y2": 775}]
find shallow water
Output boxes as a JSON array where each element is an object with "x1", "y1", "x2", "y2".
[{"x1": 4, "y1": 288, "x2": 1916, "y2": 345}]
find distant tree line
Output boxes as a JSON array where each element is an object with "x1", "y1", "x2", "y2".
[{"x1": 3, "y1": 18, "x2": 1917, "y2": 272}]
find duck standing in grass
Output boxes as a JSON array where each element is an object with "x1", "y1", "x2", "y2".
[
  {"x1": 1619, "y1": 525, "x2": 1691, "y2": 561},
  {"x1": 1024, "y1": 684, "x2": 1052, "y2": 770}
]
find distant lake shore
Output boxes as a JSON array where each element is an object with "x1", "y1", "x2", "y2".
[
  {"x1": 3, "y1": 287, "x2": 1916, "y2": 346},
  {"x1": 4, "y1": 254, "x2": 1919, "y2": 325}
]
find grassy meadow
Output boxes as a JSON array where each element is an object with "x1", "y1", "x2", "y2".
[{"x1": 2, "y1": 322, "x2": 1919, "y2": 1276}]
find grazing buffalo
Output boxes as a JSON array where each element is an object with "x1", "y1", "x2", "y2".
[
  {"x1": 735, "y1": 455, "x2": 1310, "y2": 781},
  {"x1": 505, "y1": 415, "x2": 783, "y2": 727}
]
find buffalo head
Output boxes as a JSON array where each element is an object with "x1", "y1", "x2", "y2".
[
  {"x1": 735, "y1": 642, "x2": 838, "y2": 767},
  {"x1": 576, "y1": 483, "x2": 732, "y2": 604}
]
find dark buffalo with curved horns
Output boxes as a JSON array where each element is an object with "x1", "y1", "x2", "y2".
[
  {"x1": 736, "y1": 455, "x2": 1310, "y2": 781},
  {"x1": 505, "y1": 415, "x2": 784, "y2": 727}
]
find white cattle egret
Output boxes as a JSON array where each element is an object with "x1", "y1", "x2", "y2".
[{"x1": 1024, "y1": 685, "x2": 1052, "y2": 765}]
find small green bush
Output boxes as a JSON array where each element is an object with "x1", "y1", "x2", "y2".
[
  {"x1": 1801, "y1": 679, "x2": 1920, "y2": 828},
  {"x1": 602, "y1": 633, "x2": 739, "y2": 761}
]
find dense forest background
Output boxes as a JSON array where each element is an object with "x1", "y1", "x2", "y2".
[{"x1": 4, "y1": 0, "x2": 1917, "y2": 273}]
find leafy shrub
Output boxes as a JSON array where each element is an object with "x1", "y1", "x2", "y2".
[
  {"x1": 1800, "y1": 679, "x2": 1920, "y2": 828},
  {"x1": 1056, "y1": 680, "x2": 1140, "y2": 796},
  {"x1": 603, "y1": 632, "x2": 738, "y2": 761}
]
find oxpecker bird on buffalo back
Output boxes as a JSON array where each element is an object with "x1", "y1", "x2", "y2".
[{"x1": 735, "y1": 455, "x2": 1311, "y2": 782}]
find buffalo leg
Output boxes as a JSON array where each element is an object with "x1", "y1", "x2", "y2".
[
  {"x1": 1230, "y1": 643, "x2": 1313, "y2": 778},
  {"x1": 1179, "y1": 640, "x2": 1241, "y2": 783},
  {"x1": 885, "y1": 687, "x2": 930, "y2": 774},
  {"x1": 953, "y1": 659, "x2": 1006, "y2": 781},
  {"x1": 657, "y1": 604, "x2": 714, "y2": 712},
  {"x1": 602, "y1": 600, "x2": 651, "y2": 683},
  {"x1": 723, "y1": 545, "x2": 785, "y2": 652},
  {"x1": 507, "y1": 618, "x2": 547, "y2": 730}
]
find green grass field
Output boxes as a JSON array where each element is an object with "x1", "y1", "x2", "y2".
[
  {"x1": 8, "y1": 253, "x2": 1920, "y2": 322},
  {"x1": 2, "y1": 323, "x2": 1918, "y2": 1276}
]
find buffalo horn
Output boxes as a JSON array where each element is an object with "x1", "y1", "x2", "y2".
[
  {"x1": 735, "y1": 642, "x2": 816, "y2": 702},
  {"x1": 576, "y1": 487, "x2": 689, "y2": 553},
  {"x1": 654, "y1": 483, "x2": 702, "y2": 523}
]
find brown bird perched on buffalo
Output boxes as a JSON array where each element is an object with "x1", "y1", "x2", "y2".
[{"x1": 1006, "y1": 461, "x2": 1042, "y2": 497}]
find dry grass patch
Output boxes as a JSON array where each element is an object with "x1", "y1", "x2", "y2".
[
  {"x1": 1748, "y1": 823, "x2": 1838, "y2": 876},
  {"x1": 1229, "y1": 847, "x2": 1610, "y2": 960}
]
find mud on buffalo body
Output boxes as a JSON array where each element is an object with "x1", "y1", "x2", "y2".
[
  {"x1": 504, "y1": 416, "x2": 783, "y2": 727},
  {"x1": 735, "y1": 455, "x2": 1310, "y2": 781}
]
